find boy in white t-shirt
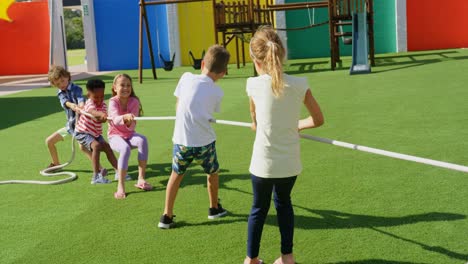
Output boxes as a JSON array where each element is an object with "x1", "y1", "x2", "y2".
[{"x1": 158, "y1": 45, "x2": 230, "y2": 229}]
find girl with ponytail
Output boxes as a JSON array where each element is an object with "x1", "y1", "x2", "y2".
[{"x1": 244, "y1": 26, "x2": 324, "y2": 264}]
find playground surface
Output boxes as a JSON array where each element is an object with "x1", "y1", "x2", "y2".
[
  {"x1": 1, "y1": 49, "x2": 468, "y2": 264},
  {"x1": 0, "y1": 64, "x2": 112, "y2": 96}
]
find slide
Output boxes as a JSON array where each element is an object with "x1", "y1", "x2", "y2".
[{"x1": 349, "y1": 12, "x2": 371, "y2": 75}]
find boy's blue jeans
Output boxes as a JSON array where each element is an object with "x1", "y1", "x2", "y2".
[{"x1": 247, "y1": 174, "x2": 297, "y2": 258}]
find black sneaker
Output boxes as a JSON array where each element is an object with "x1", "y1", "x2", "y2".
[
  {"x1": 158, "y1": 214, "x2": 175, "y2": 229},
  {"x1": 208, "y1": 203, "x2": 227, "y2": 219}
]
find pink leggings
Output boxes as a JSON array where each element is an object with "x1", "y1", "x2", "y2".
[{"x1": 109, "y1": 133, "x2": 148, "y2": 170}]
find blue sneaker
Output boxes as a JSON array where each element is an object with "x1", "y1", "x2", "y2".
[{"x1": 91, "y1": 174, "x2": 111, "y2": 184}]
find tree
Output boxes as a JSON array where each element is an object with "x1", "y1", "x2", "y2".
[{"x1": 64, "y1": 9, "x2": 84, "y2": 49}]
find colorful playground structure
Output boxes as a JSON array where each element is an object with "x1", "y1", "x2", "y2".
[
  {"x1": 138, "y1": 0, "x2": 374, "y2": 79},
  {"x1": 1, "y1": 0, "x2": 468, "y2": 76}
]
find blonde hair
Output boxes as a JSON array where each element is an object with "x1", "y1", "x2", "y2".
[
  {"x1": 203, "y1": 44, "x2": 230, "y2": 74},
  {"x1": 48, "y1": 65, "x2": 71, "y2": 84},
  {"x1": 249, "y1": 26, "x2": 286, "y2": 97},
  {"x1": 112, "y1": 73, "x2": 144, "y2": 116}
]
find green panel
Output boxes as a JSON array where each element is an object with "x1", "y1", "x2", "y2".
[
  {"x1": 286, "y1": 0, "x2": 397, "y2": 59},
  {"x1": 286, "y1": 0, "x2": 330, "y2": 59},
  {"x1": 373, "y1": 0, "x2": 396, "y2": 53}
]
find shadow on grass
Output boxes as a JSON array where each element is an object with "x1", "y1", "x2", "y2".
[
  {"x1": 293, "y1": 208, "x2": 465, "y2": 230},
  {"x1": 172, "y1": 209, "x2": 468, "y2": 261},
  {"x1": 376, "y1": 50, "x2": 458, "y2": 62},
  {"x1": 279, "y1": 209, "x2": 466, "y2": 262},
  {"x1": 125, "y1": 185, "x2": 166, "y2": 196},
  {"x1": 68, "y1": 163, "x2": 247, "y2": 189},
  {"x1": 292, "y1": 208, "x2": 467, "y2": 261},
  {"x1": 146, "y1": 174, "x2": 466, "y2": 228},
  {"x1": 221, "y1": 186, "x2": 468, "y2": 261},
  {"x1": 327, "y1": 260, "x2": 429, "y2": 264},
  {"x1": 370, "y1": 227, "x2": 468, "y2": 262},
  {"x1": 134, "y1": 162, "x2": 173, "y2": 180},
  {"x1": 0, "y1": 92, "x2": 115, "y2": 130},
  {"x1": 142, "y1": 163, "x2": 248, "y2": 189},
  {"x1": 283, "y1": 50, "x2": 468, "y2": 75},
  {"x1": 0, "y1": 96, "x2": 59, "y2": 130},
  {"x1": 285, "y1": 60, "x2": 333, "y2": 74},
  {"x1": 219, "y1": 186, "x2": 466, "y2": 226},
  {"x1": 156, "y1": 181, "x2": 467, "y2": 261},
  {"x1": 174, "y1": 212, "x2": 249, "y2": 229},
  {"x1": 166, "y1": 199, "x2": 465, "y2": 232},
  {"x1": 374, "y1": 51, "x2": 468, "y2": 73}
]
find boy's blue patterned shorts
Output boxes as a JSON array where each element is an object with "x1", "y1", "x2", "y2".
[{"x1": 172, "y1": 141, "x2": 219, "y2": 175}]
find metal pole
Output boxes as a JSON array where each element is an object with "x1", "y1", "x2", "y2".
[{"x1": 138, "y1": 1, "x2": 143, "y2": 83}]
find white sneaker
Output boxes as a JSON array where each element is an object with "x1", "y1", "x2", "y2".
[
  {"x1": 91, "y1": 174, "x2": 111, "y2": 184},
  {"x1": 114, "y1": 173, "x2": 132, "y2": 181}
]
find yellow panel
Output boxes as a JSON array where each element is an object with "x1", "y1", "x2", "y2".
[
  {"x1": 178, "y1": 2, "x2": 212, "y2": 66},
  {"x1": 177, "y1": 0, "x2": 274, "y2": 67}
]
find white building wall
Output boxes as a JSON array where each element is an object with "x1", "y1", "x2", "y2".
[
  {"x1": 395, "y1": 0, "x2": 407, "y2": 52},
  {"x1": 167, "y1": 5, "x2": 181, "y2": 67},
  {"x1": 81, "y1": 0, "x2": 99, "y2": 71},
  {"x1": 48, "y1": 0, "x2": 68, "y2": 67},
  {"x1": 275, "y1": 0, "x2": 288, "y2": 60}
]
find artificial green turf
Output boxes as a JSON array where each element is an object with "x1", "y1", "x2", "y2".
[
  {"x1": 1, "y1": 49, "x2": 468, "y2": 263},
  {"x1": 67, "y1": 49, "x2": 86, "y2": 66}
]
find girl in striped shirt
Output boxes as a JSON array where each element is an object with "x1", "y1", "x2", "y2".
[{"x1": 75, "y1": 79, "x2": 118, "y2": 184}]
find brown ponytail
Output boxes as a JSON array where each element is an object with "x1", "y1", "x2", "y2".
[{"x1": 249, "y1": 26, "x2": 286, "y2": 97}]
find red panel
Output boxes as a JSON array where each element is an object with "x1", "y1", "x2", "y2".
[
  {"x1": 407, "y1": 1, "x2": 468, "y2": 51},
  {"x1": 0, "y1": 1, "x2": 50, "y2": 75}
]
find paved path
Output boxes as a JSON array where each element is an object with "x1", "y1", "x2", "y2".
[{"x1": 0, "y1": 64, "x2": 113, "y2": 96}]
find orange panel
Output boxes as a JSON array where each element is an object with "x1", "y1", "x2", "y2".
[
  {"x1": 407, "y1": 0, "x2": 468, "y2": 51},
  {"x1": 0, "y1": 1, "x2": 50, "y2": 75}
]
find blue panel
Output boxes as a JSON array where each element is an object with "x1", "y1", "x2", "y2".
[
  {"x1": 94, "y1": 0, "x2": 169, "y2": 71},
  {"x1": 154, "y1": 5, "x2": 171, "y2": 63}
]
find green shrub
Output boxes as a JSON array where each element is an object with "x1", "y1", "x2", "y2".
[{"x1": 64, "y1": 9, "x2": 84, "y2": 49}]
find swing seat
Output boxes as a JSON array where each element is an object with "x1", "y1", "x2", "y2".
[
  {"x1": 160, "y1": 53, "x2": 176, "y2": 71},
  {"x1": 163, "y1": 62, "x2": 174, "y2": 71},
  {"x1": 189, "y1": 50, "x2": 205, "y2": 70}
]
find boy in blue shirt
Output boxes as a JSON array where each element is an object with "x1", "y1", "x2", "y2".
[{"x1": 45, "y1": 66, "x2": 107, "y2": 178}]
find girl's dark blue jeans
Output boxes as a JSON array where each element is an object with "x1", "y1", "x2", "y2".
[{"x1": 247, "y1": 174, "x2": 297, "y2": 258}]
